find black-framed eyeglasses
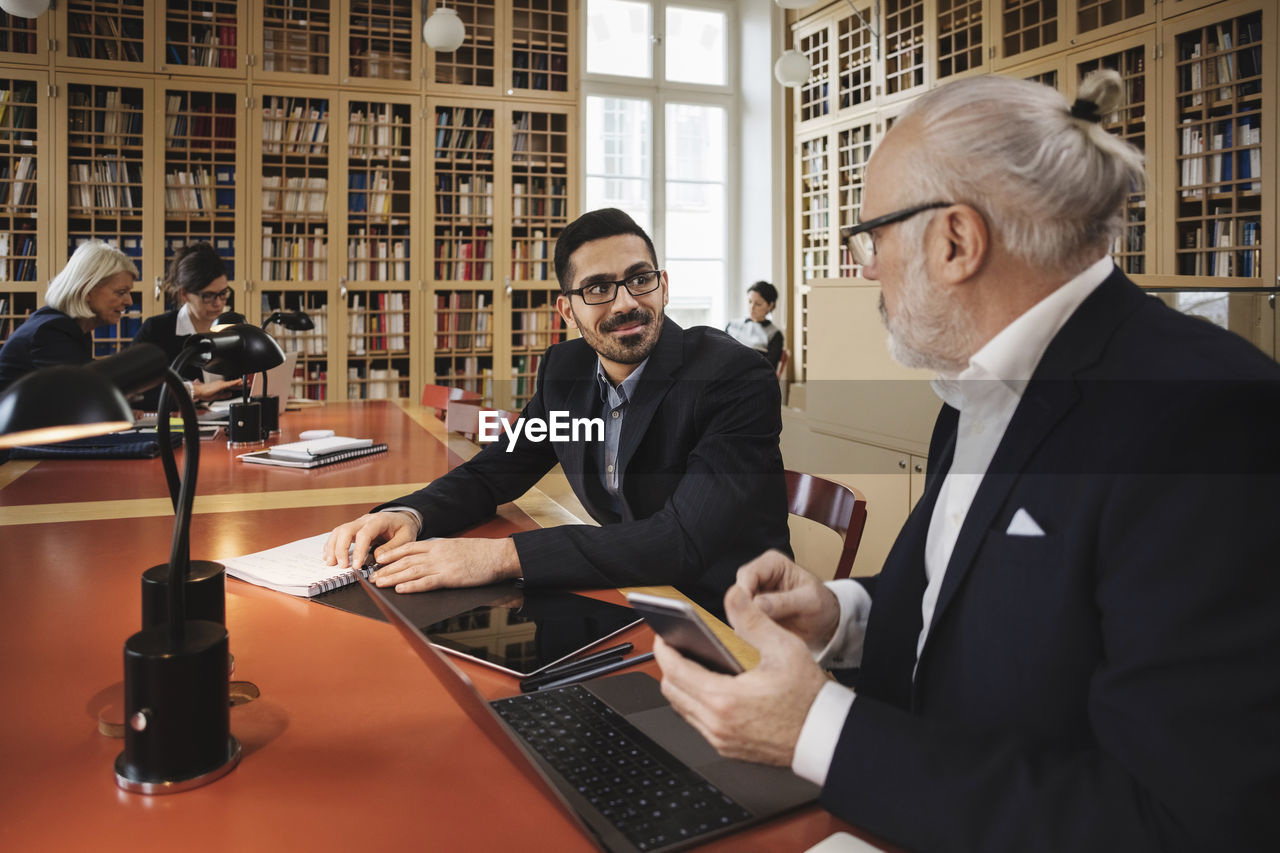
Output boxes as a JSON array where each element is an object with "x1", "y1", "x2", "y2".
[
  {"x1": 566, "y1": 269, "x2": 664, "y2": 305},
  {"x1": 841, "y1": 201, "x2": 953, "y2": 267},
  {"x1": 199, "y1": 286, "x2": 233, "y2": 304}
]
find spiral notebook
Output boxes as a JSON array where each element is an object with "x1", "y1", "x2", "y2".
[
  {"x1": 221, "y1": 533, "x2": 373, "y2": 597},
  {"x1": 238, "y1": 441, "x2": 388, "y2": 469}
]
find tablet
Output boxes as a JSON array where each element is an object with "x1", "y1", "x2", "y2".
[{"x1": 315, "y1": 582, "x2": 641, "y2": 677}]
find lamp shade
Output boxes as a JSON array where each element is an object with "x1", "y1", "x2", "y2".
[
  {"x1": 213, "y1": 310, "x2": 248, "y2": 328},
  {"x1": 423, "y1": 6, "x2": 466, "y2": 52},
  {"x1": 0, "y1": 366, "x2": 133, "y2": 447},
  {"x1": 774, "y1": 49, "x2": 812, "y2": 87},
  {"x1": 0, "y1": 0, "x2": 51, "y2": 18},
  {"x1": 193, "y1": 324, "x2": 286, "y2": 379},
  {"x1": 262, "y1": 310, "x2": 314, "y2": 332}
]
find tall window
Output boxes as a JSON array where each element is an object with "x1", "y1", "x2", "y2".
[{"x1": 584, "y1": 0, "x2": 733, "y2": 329}]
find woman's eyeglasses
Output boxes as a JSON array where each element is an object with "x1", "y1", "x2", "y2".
[{"x1": 199, "y1": 287, "x2": 233, "y2": 304}]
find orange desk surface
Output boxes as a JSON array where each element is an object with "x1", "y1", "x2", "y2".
[{"x1": 0, "y1": 402, "x2": 859, "y2": 852}]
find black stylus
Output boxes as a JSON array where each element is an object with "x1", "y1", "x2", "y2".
[
  {"x1": 533, "y1": 652, "x2": 655, "y2": 692},
  {"x1": 519, "y1": 643, "x2": 633, "y2": 692}
]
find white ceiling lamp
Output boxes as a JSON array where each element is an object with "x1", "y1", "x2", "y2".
[
  {"x1": 423, "y1": 3, "x2": 466, "y2": 53},
  {"x1": 0, "y1": 0, "x2": 51, "y2": 18},
  {"x1": 773, "y1": 48, "x2": 811, "y2": 88}
]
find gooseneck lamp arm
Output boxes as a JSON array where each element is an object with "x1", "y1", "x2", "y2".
[{"x1": 154, "y1": 367, "x2": 201, "y2": 650}]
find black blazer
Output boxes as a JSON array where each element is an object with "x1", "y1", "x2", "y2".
[
  {"x1": 131, "y1": 308, "x2": 203, "y2": 409},
  {"x1": 822, "y1": 269, "x2": 1280, "y2": 851},
  {"x1": 378, "y1": 317, "x2": 791, "y2": 612},
  {"x1": 0, "y1": 306, "x2": 91, "y2": 393}
]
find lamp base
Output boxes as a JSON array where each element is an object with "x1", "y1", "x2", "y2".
[
  {"x1": 227, "y1": 400, "x2": 263, "y2": 447},
  {"x1": 141, "y1": 560, "x2": 226, "y2": 629},
  {"x1": 114, "y1": 619, "x2": 239, "y2": 795}
]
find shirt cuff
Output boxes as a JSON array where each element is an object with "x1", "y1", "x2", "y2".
[
  {"x1": 790, "y1": 680, "x2": 856, "y2": 787},
  {"x1": 814, "y1": 579, "x2": 872, "y2": 669},
  {"x1": 380, "y1": 506, "x2": 423, "y2": 538}
]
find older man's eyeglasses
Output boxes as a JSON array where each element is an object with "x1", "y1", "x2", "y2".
[
  {"x1": 199, "y1": 286, "x2": 233, "y2": 305},
  {"x1": 841, "y1": 201, "x2": 953, "y2": 267},
  {"x1": 566, "y1": 269, "x2": 664, "y2": 305}
]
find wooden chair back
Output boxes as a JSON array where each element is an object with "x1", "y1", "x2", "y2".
[
  {"x1": 421, "y1": 384, "x2": 482, "y2": 418},
  {"x1": 785, "y1": 469, "x2": 868, "y2": 580}
]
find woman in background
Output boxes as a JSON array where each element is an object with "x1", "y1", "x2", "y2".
[
  {"x1": 0, "y1": 240, "x2": 137, "y2": 394},
  {"x1": 724, "y1": 280, "x2": 784, "y2": 369},
  {"x1": 132, "y1": 242, "x2": 242, "y2": 407}
]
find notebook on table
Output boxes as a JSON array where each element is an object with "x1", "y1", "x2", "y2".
[{"x1": 355, "y1": 571, "x2": 819, "y2": 853}]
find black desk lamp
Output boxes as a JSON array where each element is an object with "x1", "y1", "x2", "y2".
[
  {"x1": 256, "y1": 310, "x2": 312, "y2": 436},
  {"x1": 0, "y1": 344, "x2": 240, "y2": 794},
  {"x1": 169, "y1": 324, "x2": 285, "y2": 447}
]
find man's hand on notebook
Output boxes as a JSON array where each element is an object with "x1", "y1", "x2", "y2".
[
  {"x1": 323, "y1": 512, "x2": 418, "y2": 572},
  {"x1": 366, "y1": 537, "x2": 522, "y2": 593},
  {"x1": 653, "y1": 581, "x2": 828, "y2": 767}
]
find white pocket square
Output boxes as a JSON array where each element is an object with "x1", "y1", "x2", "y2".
[{"x1": 1006, "y1": 508, "x2": 1046, "y2": 537}]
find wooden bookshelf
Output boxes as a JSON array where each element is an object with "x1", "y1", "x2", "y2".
[
  {"x1": 432, "y1": 103, "x2": 497, "y2": 286},
  {"x1": 835, "y1": 121, "x2": 874, "y2": 278},
  {"x1": 259, "y1": 288, "x2": 330, "y2": 401},
  {"x1": 937, "y1": 0, "x2": 986, "y2": 80},
  {"x1": 345, "y1": 288, "x2": 413, "y2": 400},
  {"x1": 161, "y1": 1, "x2": 245, "y2": 75},
  {"x1": 0, "y1": 72, "x2": 44, "y2": 316},
  {"x1": 884, "y1": 0, "x2": 927, "y2": 99},
  {"x1": 0, "y1": 10, "x2": 45, "y2": 64},
  {"x1": 161, "y1": 83, "x2": 243, "y2": 291},
  {"x1": 432, "y1": 288, "x2": 495, "y2": 402},
  {"x1": 342, "y1": 0, "x2": 418, "y2": 87},
  {"x1": 61, "y1": 0, "x2": 148, "y2": 71},
  {"x1": 509, "y1": 106, "x2": 570, "y2": 283},
  {"x1": 509, "y1": 0, "x2": 571, "y2": 96},
  {"x1": 794, "y1": 19, "x2": 831, "y2": 124},
  {"x1": 258, "y1": 0, "x2": 335, "y2": 82},
  {"x1": 430, "y1": 0, "x2": 498, "y2": 89},
  {"x1": 509, "y1": 286, "x2": 568, "y2": 408}
]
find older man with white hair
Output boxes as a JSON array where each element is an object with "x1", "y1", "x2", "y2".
[{"x1": 653, "y1": 71, "x2": 1280, "y2": 852}]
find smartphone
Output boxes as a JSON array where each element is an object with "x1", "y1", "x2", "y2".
[{"x1": 626, "y1": 592, "x2": 744, "y2": 675}]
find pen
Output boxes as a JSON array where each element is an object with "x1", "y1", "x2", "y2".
[
  {"x1": 534, "y1": 651, "x2": 656, "y2": 692},
  {"x1": 519, "y1": 643, "x2": 634, "y2": 692}
]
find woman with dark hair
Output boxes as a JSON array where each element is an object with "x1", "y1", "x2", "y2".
[
  {"x1": 724, "y1": 280, "x2": 784, "y2": 369},
  {"x1": 131, "y1": 242, "x2": 243, "y2": 406}
]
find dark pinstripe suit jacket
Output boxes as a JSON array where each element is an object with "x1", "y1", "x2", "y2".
[{"x1": 376, "y1": 317, "x2": 791, "y2": 612}]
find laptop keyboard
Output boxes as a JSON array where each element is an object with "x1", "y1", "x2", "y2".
[{"x1": 492, "y1": 685, "x2": 753, "y2": 851}]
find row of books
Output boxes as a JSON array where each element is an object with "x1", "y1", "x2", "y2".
[
  {"x1": 0, "y1": 88, "x2": 36, "y2": 139},
  {"x1": 164, "y1": 95, "x2": 236, "y2": 148},
  {"x1": 1179, "y1": 218, "x2": 1261, "y2": 278},
  {"x1": 262, "y1": 175, "x2": 328, "y2": 217},
  {"x1": 0, "y1": 232, "x2": 36, "y2": 281},
  {"x1": 347, "y1": 233, "x2": 410, "y2": 281},
  {"x1": 511, "y1": 234, "x2": 553, "y2": 280},
  {"x1": 511, "y1": 354, "x2": 543, "y2": 403},
  {"x1": 165, "y1": 19, "x2": 237, "y2": 68},
  {"x1": 261, "y1": 230, "x2": 328, "y2": 281},
  {"x1": 262, "y1": 98, "x2": 330, "y2": 156},
  {"x1": 0, "y1": 154, "x2": 35, "y2": 210},
  {"x1": 269, "y1": 304, "x2": 329, "y2": 357},
  {"x1": 261, "y1": 28, "x2": 331, "y2": 76},
  {"x1": 348, "y1": 108, "x2": 408, "y2": 158},
  {"x1": 511, "y1": 307, "x2": 567, "y2": 349},
  {"x1": 433, "y1": 360, "x2": 493, "y2": 398},
  {"x1": 347, "y1": 365, "x2": 407, "y2": 400},
  {"x1": 67, "y1": 88, "x2": 143, "y2": 147},
  {"x1": 67, "y1": 12, "x2": 144, "y2": 64},
  {"x1": 348, "y1": 291, "x2": 408, "y2": 354},
  {"x1": 512, "y1": 178, "x2": 568, "y2": 220},
  {"x1": 0, "y1": 295, "x2": 33, "y2": 340},
  {"x1": 1179, "y1": 119, "x2": 1262, "y2": 196},
  {"x1": 511, "y1": 49, "x2": 569, "y2": 92},
  {"x1": 434, "y1": 108, "x2": 495, "y2": 154},
  {"x1": 434, "y1": 235, "x2": 494, "y2": 281},
  {"x1": 348, "y1": 170, "x2": 401, "y2": 216},
  {"x1": 167, "y1": 235, "x2": 235, "y2": 280},
  {"x1": 1182, "y1": 23, "x2": 1262, "y2": 106},
  {"x1": 435, "y1": 175, "x2": 496, "y2": 217},
  {"x1": 165, "y1": 167, "x2": 235, "y2": 215},
  {"x1": 91, "y1": 307, "x2": 143, "y2": 357},
  {"x1": 69, "y1": 159, "x2": 142, "y2": 213},
  {"x1": 435, "y1": 291, "x2": 492, "y2": 351},
  {"x1": 297, "y1": 363, "x2": 330, "y2": 400}
]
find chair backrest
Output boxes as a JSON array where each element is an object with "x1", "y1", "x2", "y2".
[
  {"x1": 422, "y1": 383, "x2": 482, "y2": 417},
  {"x1": 785, "y1": 469, "x2": 867, "y2": 580},
  {"x1": 445, "y1": 401, "x2": 519, "y2": 442},
  {"x1": 776, "y1": 348, "x2": 789, "y2": 380}
]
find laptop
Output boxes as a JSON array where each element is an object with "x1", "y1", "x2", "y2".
[
  {"x1": 356, "y1": 572, "x2": 819, "y2": 852},
  {"x1": 206, "y1": 350, "x2": 298, "y2": 415}
]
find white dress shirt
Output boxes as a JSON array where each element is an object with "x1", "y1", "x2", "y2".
[{"x1": 791, "y1": 255, "x2": 1115, "y2": 786}]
